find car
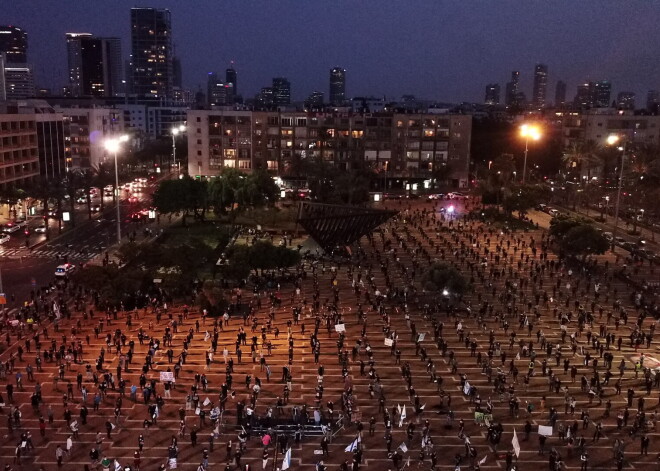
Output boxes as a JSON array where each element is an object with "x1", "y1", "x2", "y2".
[
  {"x1": 104, "y1": 185, "x2": 114, "y2": 196},
  {"x1": 129, "y1": 212, "x2": 145, "y2": 222},
  {"x1": 54, "y1": 263, "x2": 75, "y2": 277},
  {"x1": 448, "y1": 192, "x2": 468, "y2": 200},
  {"x1": 536, "y1": 204, "x2": 547, "y2": 211},
  {"x1": 614, "y1": 237, "x2": 626, "y2": 246},
  {"x1": 3, "y1": 221, "x2": 26, "y2": 233},
  {"x1": 47, "y1": 209, "x2": 59, "y2": 218},
  {"x1": 635, "y1": 248, "x2": 655, "y2": 260},
  {"x1": 75, "y1": 196, "x2": 87, "y2": 204},
  {"x1": 0, "y1": 234, "x2": 9, "y2": 244},
  {"x1": 34, "y1": 225, "x2": 47, "y2": 234},
  {"x1": 128, "y1": 196, "x2": 139, "y2": 203},
  {"x1": 428, "y1": 193, "x2": 445, "y2": 200},
  {"x1": 548, "y1": 209, "x2": 559, "y2": 217},
  {"x1": 91, "y1": 204, "x2": 101, "y2": 212},
  {"x1": 620, "y1": 242, "x2": 636, "y2": 252},
  {"x1": 602, "y1": 232, "x2": 614, "y2": 242}
]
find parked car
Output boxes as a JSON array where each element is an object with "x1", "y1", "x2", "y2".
[
  {"x1": 548, "y1": 208, "x2": 559, "y2": 217},
  {"x1": 34, "y1": 225, "x2": 47, "y2": 233},
  {"x1": 428, "y1": 193, "x2": 445, "y2": 200},
  {"x1": 602, "y1": 232, "x2": 614, "y2": 242},
  {"x1": 0, "y1": 234, "x2": 9, "y2": 244},
  {"x1": 448, "y1": 192, "x2": 468, "y2": 199}
]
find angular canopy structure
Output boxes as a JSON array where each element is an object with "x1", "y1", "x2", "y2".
[{"x1": 297, "y1": 201, "x2": 397, "y2": 250}]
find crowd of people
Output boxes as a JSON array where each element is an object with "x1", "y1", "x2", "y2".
[{"x1": 0, "y1": 196, "x2": 657, "y2": 470}]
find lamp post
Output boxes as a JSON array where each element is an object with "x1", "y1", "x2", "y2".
[
  {"x1": 520, "y1": 124, "x2": 541, "y2": 184},
  {"x1": 607, "y1": 134, "x2": 626, "y2": 250},
  {"x1": 104, "y1": 135, "x2": 129, "y2": 245},
  {"x1": 171, "y1": 124, "x2": 186, "y2": 174}
]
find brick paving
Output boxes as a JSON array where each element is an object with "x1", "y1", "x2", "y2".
[{"x1": 0, "y1": 198, "x2": 658, "y2": 470}]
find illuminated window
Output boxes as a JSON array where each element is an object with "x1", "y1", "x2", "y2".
[
  {"x1": 351, "y1": 130, "x2": 364, "y2": 138},
  {"x1": 423, "y1": 129, "x2": 435, "y2": 137},
  {"x1": 223, "y1": 160, "x2": 235, "y2": 168},
  {"x1": 327, "y1": 129, "x2": 335, "y2": 137}
]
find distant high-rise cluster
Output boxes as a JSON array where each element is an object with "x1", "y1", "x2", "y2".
[
  {"x1": 532, "y1": 63, "x2": 548, "y2": 109},
  {"x1": 484, "y1": 83, "x2": 500, "y2": 105}
]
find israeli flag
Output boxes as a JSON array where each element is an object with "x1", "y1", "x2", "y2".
[
  {"x1": 282, "y1": 447, "x2": 292, "y2": 470},
  {"x1": 344, "y1": 437, "x2": 359, "y2": 452}
]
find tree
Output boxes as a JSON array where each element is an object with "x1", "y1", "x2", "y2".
[
  {"x1": 420, "y1": 262, "x2": 469, "y2": 297},
  {"x1": 226, "y1": 241, "x2": 301, "y2": 276},
  {"x1": 559, "y1": 224, "x2": 609, "y2": 260},
  {"x1": 92, "y1": 162, "x2": 114, "y2": 210},
  {"x1": 549, "y1": 214, "x2": 587, "y2": 239},
  {"x1": 562, "y1": 140, "x2": 603, "y2": 181},
  {"x1": 334, "y1": 169, "x2": 372, "y2": 205},
  {"x1": 153, "y1": 176, "x2": 207, "y2": 225},
  {"x1": 502, "y1": 184, "x2": 549, "y2": 218}
]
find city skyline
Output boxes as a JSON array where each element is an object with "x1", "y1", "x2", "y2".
[{"x1": 3, "y1": 1, "x2": 660, "y2": 103}]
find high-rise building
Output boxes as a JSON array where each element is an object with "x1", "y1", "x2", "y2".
[
  {"x1": 272, "y1": 77, "x2": 291, "y2": 106},
  {"x1": 3, "y1": 63, "x2": 34, "y2": 99},
  {"x1": 305, "y1": 91, "x2": 324, "y2": 109},
  {"x1": 484, "y1": 83, "x2": 500, "y2": 105},
  {"x1": 616, "y1": 92, "x2": 635, "y2": 110},
  {"x1": 207, "y1": 73, "x2": 233, "y2": 107},
  {"x1": 532, "y1": 63, "x2": 548, "y2": 108},
  {"x1": 0, "y1": 26, "x2": 27, "y2": 64},
  {"x1": 172, "y1": 56, "x2": 182, "y2": 88},
  {"x1": 505, "y1": 71, "x2": 520, "y2": 107},
  {"x1": 554, "y1": 80, "x2": 567, "y2": 107},
  {"x1": 225, "y1": 67, "x2": 237, "y2": 104},
  {"x1": 130, "y1": 7, "x2": 173, "y2": 99},
  {"x1": 593, "y1": 80, "x2": 612, "y2": 108},
  {"x1": 574, "y1": 82, "x2": 593, "y2": 108},
  {"x1": 259, "y1": 87, "x2": 274, "y2": 107},
  {"x1": 646, "y1": 90, "x2": 659, "y2": 114},
  {"x1": 66, "y1": 33, "x2": 122, "y2": 97},
  {"x1": 329, "y1": 67, "x2": 346, "y2": 105}
]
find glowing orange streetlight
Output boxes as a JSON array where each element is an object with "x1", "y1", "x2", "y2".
[{"x1": 520, "y1": 124, "x2": 541, "y2": 184}]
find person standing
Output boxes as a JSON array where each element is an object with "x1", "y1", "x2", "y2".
[{"x1": 55, "y1": 444, "x2": 64, "y2": 467}]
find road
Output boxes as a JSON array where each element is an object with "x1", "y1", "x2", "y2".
[{"x1": 0, "y1": 178, "x2": 161, "y2": 304}]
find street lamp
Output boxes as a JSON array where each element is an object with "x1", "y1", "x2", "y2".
[
  {"x1": 171, "y1": 124, "x2": 186, "y2": 173},
  {"x1": 520, "y1": 124, "x2": 541, "y2": 184},
  {"x1": 104, "y1": 135, "x2": 129, "y2": 245},
  {"x1": 606, "y1": 134, "x2": 626, "y2": 249}
]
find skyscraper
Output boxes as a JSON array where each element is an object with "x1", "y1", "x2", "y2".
[
  {"x1": 616, "y1": 92, "x2": 635, "y2": 110},
  {"x1": 0, "y1": 26, "x2": 27, "y2": 63},
  {"x1": 554, "y1": 80, "x2": 567, "y2": 107},
  {"x1": 574, "y1": 82, "x2": 593, "y2": 108},
  {"x1": 305, "y1": 91, "x2": 324, "y2": 109},
  {"x1": 593, "y1": 80, "x2": 612, "y2": 108},
  {"x1": 532, "y1": 63, "x2": 548, "y2": 108},
  {"x1": 505, "y1": 71, "x2": 520, "y2": 107},
  {"x1": 226, "y1": 67, "x2": 237, "y2": 104},
  {"x1": 272, "y1": 77, "x2": 291, "y2": 106},
  {"x1": 484, "y1": 83, "x2": 500, "y2": 105},
  {"x1": 130, "y1": 7, "x2": 173, "y2": 99},
  {"x1": 329, "y1": 67, "x2": 346, "y2": 105},
  {"x1": 646, "y1": 90, "x2": 659, "y2": 114},
  {"x1": 66, "y1": 33, "x2": 122, "y2": 97}
]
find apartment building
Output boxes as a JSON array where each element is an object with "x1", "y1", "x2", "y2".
[
  {"x1": 188, "y1": 110, "x2": 471, "y2": 188},
  {"x1": 0, "y1": 113, "x2": 39, "y2": 189}
]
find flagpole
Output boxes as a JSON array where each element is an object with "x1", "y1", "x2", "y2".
[{"x1": 272, "y1": 433, "x2": 279, "y2": 471}]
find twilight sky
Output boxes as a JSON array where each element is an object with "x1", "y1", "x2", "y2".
[{"x1": 5, "y1": 1, "x2": 660, "y2": 104}]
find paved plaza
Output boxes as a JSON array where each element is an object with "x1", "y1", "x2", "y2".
[{"x1": 0, "y1": 198, "x2": 658, "y2": 471}]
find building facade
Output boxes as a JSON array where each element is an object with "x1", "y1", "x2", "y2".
[
  {"x1": 188, "y1": 110, "x2": 471, "y2": 188},
  {"x1": 0, "y1": 112, "x2": 39, "y2": 190},
  {"x1": 56, "y1": 106, "x2": 124, "y2": 169},
  {"x1": 0, "y1": 26, "x2": 28, "y2": 64},
  {"x1": 329, "y1": 67, "x2": 346, "y2": 106},
  {"x1": 484, "y1": 83, "x2": 500, "y2": 105},
  {"x1": 272, "y1": 78, "x2": 291, "y2": 106},
  {"x1": 532, "y1": 63, "x2": 548, "y2": 109},
  {"x1": 130, "y1": 8, "x2": 173, "y2": 99},
  {"x1": 66, "y1": 33, "x2": 123, "y2": 97}
]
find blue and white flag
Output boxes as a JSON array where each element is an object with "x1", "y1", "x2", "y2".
[
  {"x1": 282, "y1": 447, "x2": 292, "y2": 470},
  {"x1": 344, "y1": 437, "x2": 360, "y2": 452}
]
